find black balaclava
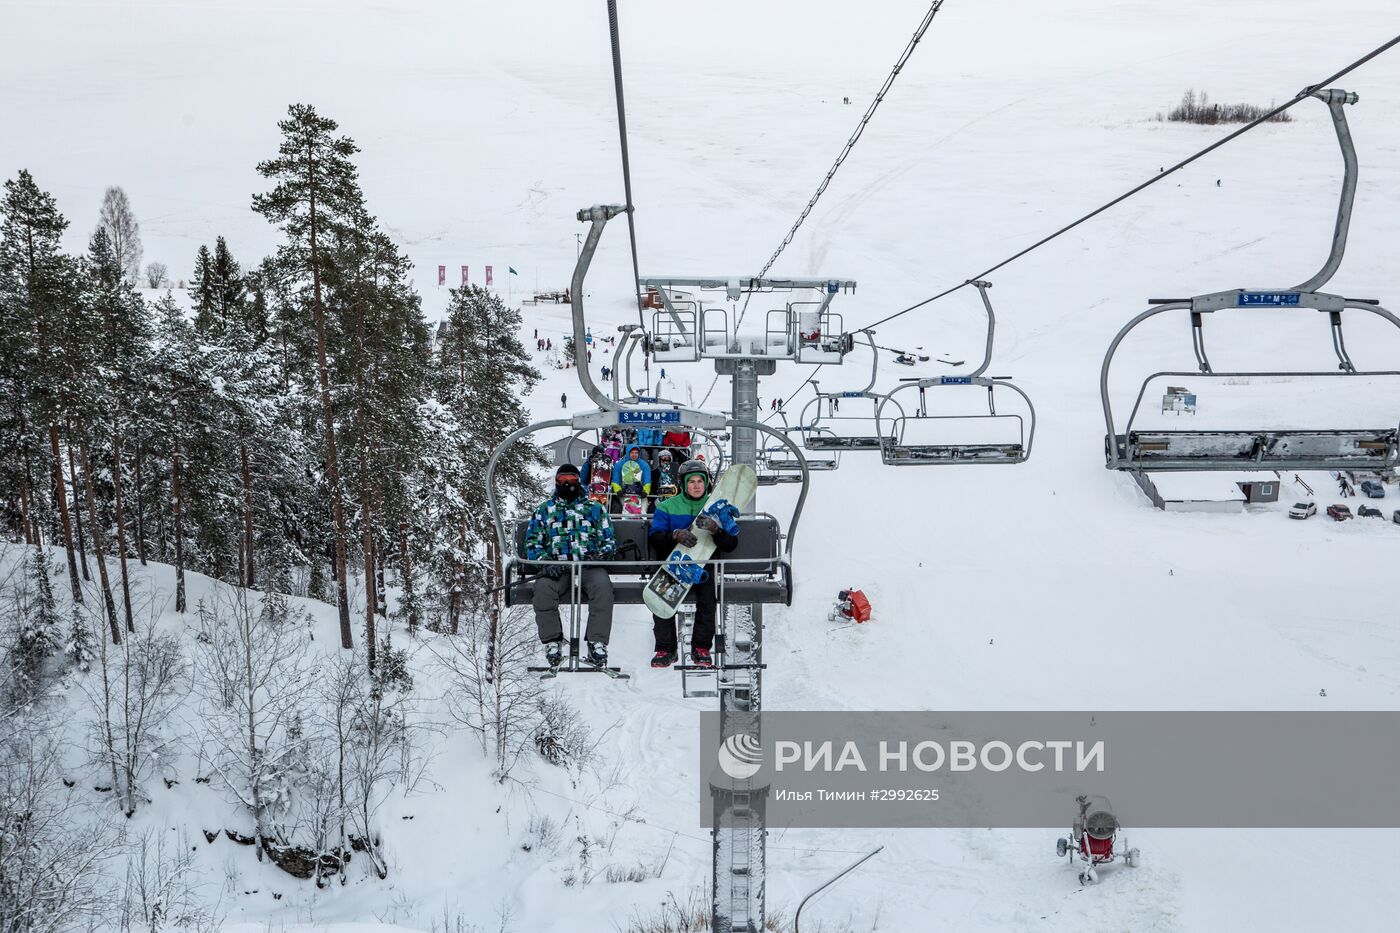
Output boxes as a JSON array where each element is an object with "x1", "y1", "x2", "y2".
[{"x1": 554, "y1": 463, "x2": 584, "y2": 501}]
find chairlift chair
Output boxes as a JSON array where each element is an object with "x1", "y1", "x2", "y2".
[
  {"x1": 795, "y1": 330, "x2": 905, "y2": 452},
  {"x1": 486, "y1": 205, "x2": 815, "y2": 679},
  {"x1": 1101, "y1": 89, "x2": 1400, "y2": 473},
  {"x1": 873, "y1": 281, "x2": 1036, "y2": 465}
]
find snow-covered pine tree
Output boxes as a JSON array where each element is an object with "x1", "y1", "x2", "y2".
[
  {"x1": 188, "y1": 243, "x2": 217, "y2": 334},
  {"x1": 253, "y1": 103, "x2": 367, "y2": 652},
  {"x1": 0, "y1": 171, "x2": 84, "y2": 604},
  {"x1": 432, "y1": 285, "x2": 546, "y2": 632}
]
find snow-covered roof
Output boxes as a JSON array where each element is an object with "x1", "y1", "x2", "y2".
[{"x1": 1146, "y1": 472, "x2": 1250, "y2": 502}]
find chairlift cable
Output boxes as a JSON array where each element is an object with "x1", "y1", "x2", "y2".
[
  {"x1": 752, "y1": 0, "x2": 947, "y2": 293},
  {"x1": 859, "y1": 32, "x2": 1400, "y2": 333},
  {"x1": 606, "y1": 0, "x2": 646, "y2": 330}
]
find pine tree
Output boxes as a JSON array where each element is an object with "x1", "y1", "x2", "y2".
[
  {"x1": 433, "y1": 285, "x2": 546, "y2": 631},
  {"x1": 212, "y1": 236, "x2": 247, "y2": 333},
  {"x1": 189, "y1": 244, "x2": 217, "y2": 335},
  {"x1": 0, "y1": 171, "x2": 84, "y2": 605},
  {"x1": 253, "y1": 103, "x2": 365, "y2": 652},
  {"x1": 82, "y1": 227, "x2": 153, "y2": 633}
]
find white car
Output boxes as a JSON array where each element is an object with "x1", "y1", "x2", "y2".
[{"x1": 1288, "y1": 501, "x2": 1317, "y2": 520}]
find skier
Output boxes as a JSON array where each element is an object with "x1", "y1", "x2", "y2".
[
  {"x1": 547, "y1": 338, "x2": 552, "y2": 350},
  {"x1": 647, "y1": 460, "x2": 737, "y2": 669},
  {"x1": 534, "y1": 328, "x2": 538, "y2": 338},
  {"x1": 771, "y1": 398, "x2": 778, "y2": 411},
  {"x1": 561, "y1": 392, "x2": 568, "y2": 408},
  {"x1": 524, "y1": 464, "x2": 616, "y2": 670},
  {"x1": 652, "y1": 448, "x2": 677, "y2": 493},
  {"x1": 611, "y1": 445, "x2": 652, "y2": 498},
  {"x1": 660, "y1": 367, "x2": 666, "y2": 380}
]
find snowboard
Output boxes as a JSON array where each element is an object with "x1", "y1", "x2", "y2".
[
  {"x1": 621, "y1": 492, "x2": 646, "y2": 519},
  {"x1": 642, "y1": 464, "x2": 757, "y2": 620},
  {"x1": 587, "y1": 456, "x2": 613, "y2": 506}
]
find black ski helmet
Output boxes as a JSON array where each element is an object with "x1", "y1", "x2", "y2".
[{"x1": 678, "y1": 459, "x2": 710, "y2": 497}]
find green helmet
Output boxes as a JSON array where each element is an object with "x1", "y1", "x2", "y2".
[{"x1": 678, "y1": 459, "x2": 711, "y2": 495}]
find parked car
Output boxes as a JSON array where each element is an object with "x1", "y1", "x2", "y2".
[
  {"x1": 1360, "y1": 480, "x2": 1386, "y2": 498},
  {"x1": 1327, "y1": 504, "x2": 1353, "y2": 521},
  {"x1": 1358, "y1": 504, "x2": 1383, "y2": 518},
  {"x1": 1287, "y1": 501, "x2": 1317, "y2": 520}
]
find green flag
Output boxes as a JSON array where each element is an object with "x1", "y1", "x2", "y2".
[{"x1": 508, "y1": 266, "x2": 518, "y2": 275}]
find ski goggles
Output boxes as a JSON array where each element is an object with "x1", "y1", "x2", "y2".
[{"x1": 555, "y1": 471, "x2": 580, "y2": 484}]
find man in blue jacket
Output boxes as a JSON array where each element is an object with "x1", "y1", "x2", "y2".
[
  {"x1": 610, "y1": 445, "x2": 652, "y2": 497},
  {"x1": 646, "y1": 460, "x2": 737, "y2": 669}
]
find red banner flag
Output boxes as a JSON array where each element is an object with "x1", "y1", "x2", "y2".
[
  {"x1": 437, "y1": 265, "x2": 445, "y2": 286},
  {"x1": 485, "y1": 265, "x2": 493, "y2": 285},
  {"x1": 461, "y1": 265, "x2": 469, "y2": 286}
]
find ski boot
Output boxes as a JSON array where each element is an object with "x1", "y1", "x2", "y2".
[
  {"x1": 651, "y1": 649, "x2": 678, "y2": 669},
  {"x1": 690, "y1": 646, "x2": 714, "y2": 669}
]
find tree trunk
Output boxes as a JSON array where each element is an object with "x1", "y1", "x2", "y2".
[
  {"x1": 398, "y1": 522, "x2": 417, "y2": 635},
  {"x1": 77, "y1": 428, "x2": 121, "y2": 644},
  {"x1": 240, "y1": 438, "x2": 255, "y2": 587},
  {"x1": 359, "y1": 441, "x2": 376, "y2": 671},
  {"x1": 307, "y1": 184, "x2": 354, "y2": 650},
  {"x1": 110, "y1": 412, "x2": 135, "y2": 633},
  {"x1": 172, "y1": 436, "x2": 187, "y2": 614},
  {"x1": 65, "y1": 420, "x2": 91, "y2": 581},
  {"x1": 155, "y1": 473, "x2": 167, "y2": 563},
  {"x1": 245, "y1": 611, "x2": 265, "y2": 860},
  {"x1": 132, "y1": 435, "x2": 148, "y2": 566},
  {"x1": 47, "y1": 422, "x2": 82, "y2": 602},
  {"x1": 450, "y1": 520, "x2": 467, "y2": 635},
  {"x1": 19, "y1": 481, "x2": 34, "y2": 546}
]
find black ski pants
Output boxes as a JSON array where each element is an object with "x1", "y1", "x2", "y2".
[
  {"x1": 652, "y1": 565, "x2": 717, "y2": 654},
  {"x1": 533, "y1": 567, "x2": 614, "y2": 645}
]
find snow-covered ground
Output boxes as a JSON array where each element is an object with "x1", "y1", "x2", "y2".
[{"x1": 7, "y1": 0, "x2": 1400, "y2": 929}]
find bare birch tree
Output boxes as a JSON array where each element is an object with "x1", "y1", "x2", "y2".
[{"x1": 97, "y1": 186, "x2": 142, "y2": 285}]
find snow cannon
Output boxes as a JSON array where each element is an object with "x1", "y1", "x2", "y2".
[
  {"x1": 1056, "y1": 794, "x2": 1139, "y2": 885},
  {"x1": 829, "y1": 588, "x2": 872, "y2": 623}
]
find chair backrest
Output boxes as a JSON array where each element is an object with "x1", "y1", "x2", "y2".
[{"x1": 512, "y1": 514, "x2": 781, "y2": 576}]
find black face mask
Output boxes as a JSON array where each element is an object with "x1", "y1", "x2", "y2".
[{"x1": 556, "y1": 481, "x2": 585, "y2": 501}]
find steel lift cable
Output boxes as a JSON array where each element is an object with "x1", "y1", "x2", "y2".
[
  {"x1": 606, "y1": 0, "x2": 646, "y2": 329},
  {"x1": 858, "y1": 32, "x2": 1400, "y2": 332}
]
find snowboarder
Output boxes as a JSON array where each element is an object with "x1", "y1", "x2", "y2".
[
  {"x1": 561, "y1": 392, "x2": 568, "y2": 408},
  {"x1": 647, "y1": 461, "x2": 737, "y2": 669},
  {"x1": 524, "y1": 464, "x2": 617, "y2": 669},
  {"x1": 660, "y1": 367, "x2": 666, "y2": 380},
  {"x1": 771, "y1": 399, "x2": 777, "y2": 411},
  {"x1": 547, "y1": 338, "x2": 552, "y2": 350},
  {"x1": 652, "y1": 449, "x2": 678, "y2": 497},
  {"x1": 534, "y1": 328, "x2": 538, "y2": 338},
  {"x1": 611, "y1": 445, "x2": 652, "y2": 499}
]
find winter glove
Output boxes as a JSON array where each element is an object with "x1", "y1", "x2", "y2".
[
  {"x1": 693, "y1": 514, "x2": 718, "y2": 533},
  {"x1": 672, "y1": 528, "x2": 698, "y2": 548},
  {"x1": 541, "y1": 564, "x2": 566, "y2": 580}
]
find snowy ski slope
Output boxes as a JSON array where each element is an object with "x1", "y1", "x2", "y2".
[{"x1": 6, "y1": 0, "x2": 1400, "y2": 929}]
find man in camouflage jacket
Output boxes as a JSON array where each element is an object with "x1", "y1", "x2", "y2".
[{"x1": 524, "y1": 463, "x2": 617, "y2": 665}]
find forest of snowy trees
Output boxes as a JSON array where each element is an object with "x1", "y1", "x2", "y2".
[{"x1": 0, "y1": 104, "x2": 561, "y2": 928}]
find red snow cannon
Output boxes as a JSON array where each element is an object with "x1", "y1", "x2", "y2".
[{"x1": 829, "y1": 589, "x2": 871, "y2": 623}]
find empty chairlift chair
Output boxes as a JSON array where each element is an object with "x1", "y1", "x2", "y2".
[
  {"x1": 873, "y1": 281, "x2": 1036, "y2": 465},
  {"x1": 1100, "y1": 89, "x2": 1400, "y2": 473}
]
